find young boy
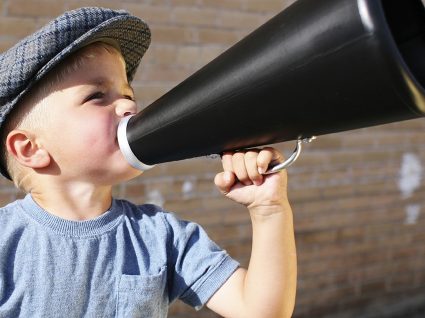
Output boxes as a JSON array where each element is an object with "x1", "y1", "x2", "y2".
[{"x1": 0, "y1": 7, "x2": 296, "y2": 318}]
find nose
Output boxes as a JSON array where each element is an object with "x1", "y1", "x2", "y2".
[{"x1": 115, "y1": 98, "x2": 138, "y2": 117}]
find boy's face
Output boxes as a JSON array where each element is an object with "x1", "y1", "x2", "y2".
[{"x1": 34, "y1": 45, "x2": 142, "y2": 185}]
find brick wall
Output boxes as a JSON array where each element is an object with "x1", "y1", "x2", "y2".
[{"x1": 1, "y1": 0, "x2": 425, "y2": 317}]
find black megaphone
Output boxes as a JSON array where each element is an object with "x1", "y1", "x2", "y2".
[{"x1": 118, "y1": 0, "x2": 425, "y2": 172}]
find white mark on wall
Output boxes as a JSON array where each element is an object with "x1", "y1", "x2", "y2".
[
  {"x1": 405, "y1": 204, "x2": 421, "y2": 225},
  {"x1": 182, "y1": 180, "x2": 195, "y2": 199},
  {"x1": 398, "y1": 153, "x2": 423, "y2": 199},
  {"x1": 146, "y1": 189, "x2": 165, "y2": 207}
]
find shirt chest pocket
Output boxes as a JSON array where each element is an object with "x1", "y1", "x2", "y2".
[{"x1": 116, "y1": 266, "x2": 168, "y2": 318}]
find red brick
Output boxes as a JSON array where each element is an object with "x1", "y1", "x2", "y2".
[
  {"x1": 298, "y1": 273, "x2": 347, "y2": 294},
  {"x1": 136, "y1": 64, "x2": 192, "y2": 83},
  {"x1": 243, "y1": 0, "x2": 287, "y2": 12},
  {"x1": 169, "y1": 0, "x2": 199, "y2": 6},
  {"x1": 217, "y1": 11, "x2": 262, "y2": 30},
  {"x1": 0, "y1": 17, "x2": 39, "y2": 38},
  {"x1": 8, "y1": 0, "x2": 66, "y2": 17},
  {"x1": 175, "y1": 46, "x2": 201, "y2": 66},
  {"x1": 150, "y1": 25, "x2": 194, "y2": 44},
  {"x1": 199, "y1": 46, "x2": 226, "y2": 65},
  {"x1": 131, "y1": 84, "x2": 171, "y2": 107},
  {"x1": 173, "y1": 7, "x2": 218, "y2": 27},
  {"x1": 359, "y1": 280, "x2": 388, "y2": 297},
  {"x1": 201, "y1": 0, "x2": 243, "y2": 10},
  {"x1": 207, "y1": 223, "x2": 252, "y2": 242},
  {"x1": 297, "y1": 229, "x2": 339, "y2": 245},
  {"x1": 66, "y1": 0, "x2": 122, "y2": 11},
  {"x1": 0, "y1": 40, "x2": 17, "y2": 52},
  {"x1": 146, "y1": 47, "x2": 177, "y2": 69},
  {"x1": 197, "y1": 28, "x2": 240, "y2": 45},
  {"x1": 122, "y1": 4, "x2": 172, "y2": 24}
]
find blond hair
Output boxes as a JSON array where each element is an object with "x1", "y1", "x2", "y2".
[{"x1": 2, "y1": 42, "x2": 124, "y2": 192}]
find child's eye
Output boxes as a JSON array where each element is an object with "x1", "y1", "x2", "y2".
[
  {"x1": 124, "y1": 95, "x2": 135, "y2": 101},
  {"x1": 84, "y1": 92, "x2": 105, "y2": 103}
]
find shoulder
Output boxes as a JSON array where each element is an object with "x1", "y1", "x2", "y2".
[
  {"x1": 0, "y1": 197, "x2": 30, "y2": 238},
  {"x1": 0, "y1": 198, "x2": 26, "y2": 223}
]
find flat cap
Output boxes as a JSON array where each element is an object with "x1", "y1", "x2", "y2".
[{"x1": 0, "y1": 7, "x2": 151, "y2": 179}]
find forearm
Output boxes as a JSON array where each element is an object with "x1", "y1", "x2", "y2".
[
  {"x1": 207, "y1": 202, "x2": 297, "y2": 318},
  {"x1": 209, "y1": 149, "x2": 297, "y2": 317},
  {"x1": 243, "y1": 201, "x2": 297, "y2": 318}
]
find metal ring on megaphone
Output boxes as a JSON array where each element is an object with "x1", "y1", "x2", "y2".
[
  {"x1": 118, "y1": 115, "x2": 156, "y2": 171},
  {"x1": 263, "y1": 136, "x2": 316, "y2": 175}
]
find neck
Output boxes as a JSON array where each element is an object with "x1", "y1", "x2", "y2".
[{"x1": 30, "y1": 181, "x2": 113, "y2": 221}]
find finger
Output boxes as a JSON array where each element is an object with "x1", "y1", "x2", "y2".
[
  {"x1": 214, "y1": 171, "x2": 236, "y2": 194},
  {"x1": 221, "y1": 152, "x2": 234, "y2": 172},
  {"x1": 232, "y1": 151, "x2": 252, "y2": 185},
  {"x1": 244, "y1": 150, "x2": 263, "y2": 186},
  {"x1": 257, "y1": 147, "x2": 283, "y2": 174}
]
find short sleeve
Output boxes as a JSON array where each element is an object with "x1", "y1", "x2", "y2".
[{"x1": 162, "y1": 212, "x2": 240, "y2": 309}]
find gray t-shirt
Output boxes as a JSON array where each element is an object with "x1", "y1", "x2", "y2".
[{"x1": 0, "y1": 194, "x2": 239, "y2": 317}]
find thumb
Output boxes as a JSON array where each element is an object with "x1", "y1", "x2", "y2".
[{"x1": 214, "y1": 171, "x2": 236, "y2": 195}]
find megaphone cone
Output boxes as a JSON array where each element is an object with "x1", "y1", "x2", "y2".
[{"x1": 118, "y1": 0, "x2": 425, "y2": 171}]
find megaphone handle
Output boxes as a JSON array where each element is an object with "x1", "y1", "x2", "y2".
[{"x1": 263, "y1": 136, "x2": 316, "y2": 175}]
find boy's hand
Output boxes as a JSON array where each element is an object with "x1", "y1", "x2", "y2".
[{"x1": 214, "y1": 147, "x2": 288, "y2": 216}]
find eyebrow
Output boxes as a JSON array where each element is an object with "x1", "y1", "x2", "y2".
[{"x1": 87, "y1": 77, "x2": 134, "y2": 95}]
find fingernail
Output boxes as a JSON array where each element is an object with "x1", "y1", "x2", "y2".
[
  {"x1": 254, "y1": 180, "x2": 262, "y2": 186},
  {"x1": 258, "y1": 167, "x2": 265, "y2": 175}
]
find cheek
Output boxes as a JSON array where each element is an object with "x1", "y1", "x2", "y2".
[
  {"x1": 56, "y1": 112, "x2": 116, "y2": 153},
  {"x1": 80, "y1": 117, "x2": 115, "y2": 149}
]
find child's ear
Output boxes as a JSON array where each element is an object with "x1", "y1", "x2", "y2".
[{"x1": 6, "y1": 129, "x2": 50, "y2": 169}]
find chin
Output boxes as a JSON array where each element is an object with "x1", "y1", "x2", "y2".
[
  {"x1": 118, "y1": 165, "x2": 143, "y2": 182},
  {"x1": 99, "y1": 153, "x2": 143, "y2": 183}
]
